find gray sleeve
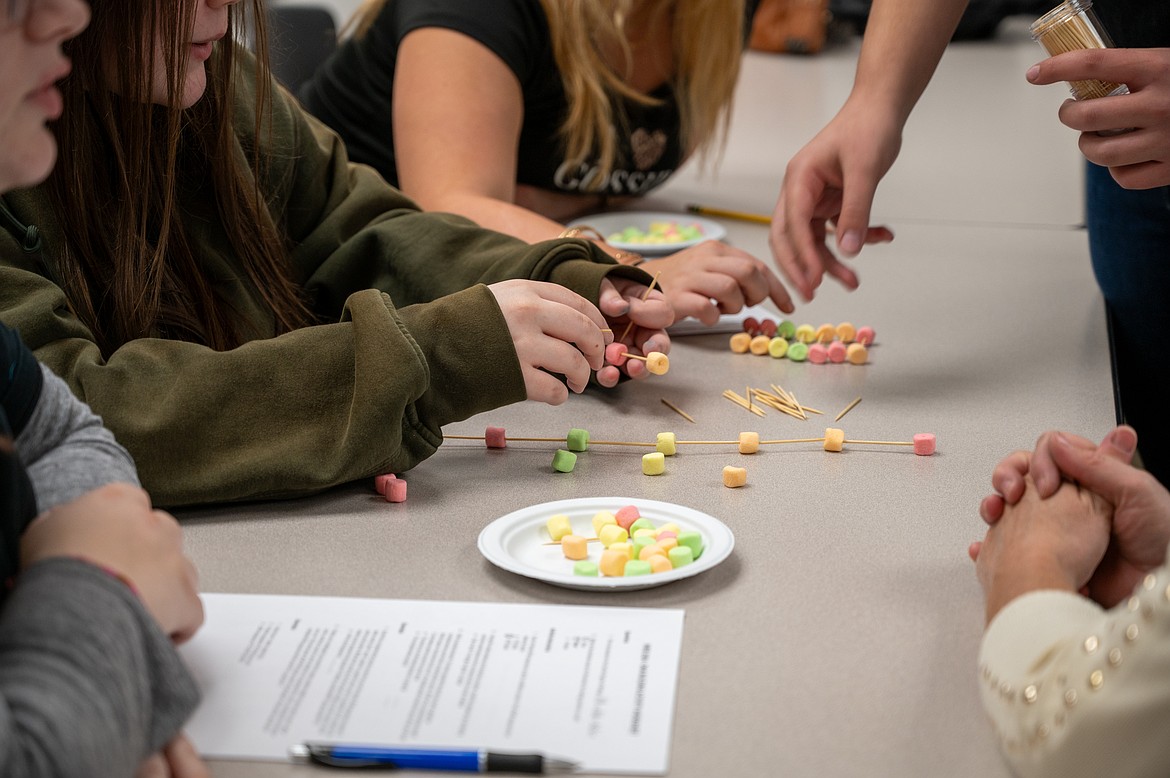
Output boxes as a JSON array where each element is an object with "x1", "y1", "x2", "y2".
[
  {"x1": 15, "y1": 364, "x2": 139, "y2": 512},
  {"x1": 0, "y1": 558, "x2": 200, "y2": 777}
]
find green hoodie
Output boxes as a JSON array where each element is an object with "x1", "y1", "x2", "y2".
[{"x1": 0, "y1": 52, "x2": 650, "y2": 507}]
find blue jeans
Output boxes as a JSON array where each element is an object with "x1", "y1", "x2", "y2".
[{"x1": 1086, "y1": 161, "x2": 1170, "y2": 486}]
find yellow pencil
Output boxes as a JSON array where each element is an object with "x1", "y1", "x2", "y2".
[
  {"x1": 687, "y1": 204, "x2": 838, "y2": 234},
  {"x1": 686, "y1": 204, "x2": 772, "y2": 225}
]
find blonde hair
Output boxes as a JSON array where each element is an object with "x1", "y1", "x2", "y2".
[
  {"x1": 352, "y1": 0, "x2": 745, "y2": 183},
  {"x1": 540, "y1": 0, "x2": 743, "y2": 181}
]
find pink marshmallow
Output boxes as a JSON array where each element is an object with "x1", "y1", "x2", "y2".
[
  {"x1": 807, "y1": 343, "x2": 829, "y2": 364},
  {"x1": 374, "y1": 473, "x2": 396, "y2": 495},
  {"x1": 485, "y1": 426, "x2": 507, "y2": 449},
  {"x1": 856, "y1": 326, "x2": 876, "y2": 345},
  {"x1": 605, "y1": 342, "x2": 628, "y2": 367},
  {"x1": 656, "y1": 530, "x2": 677, "y2": 540},
  {"x1": 615, "y1": 505, "x2": 640, "y2": 530},
  {"x1": 385, "y1": 477, "x2": 408, "y2": 502},
  {"x1": 827, "y1": 341, "x2": 847, "y2": 363},
  {"x1": 913, "y1": 433, "x2": 936, "y2": 456}
]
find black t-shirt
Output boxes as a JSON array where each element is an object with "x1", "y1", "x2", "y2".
[
  {"x1": 1092, "y1": 0, "x2": 1170, "y2": 48},
  {"x1": 302, "y1": 0, "x2": 756, "y2": 198}
]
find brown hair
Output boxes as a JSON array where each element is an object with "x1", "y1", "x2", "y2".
[
  {"x1": 351, "y1": 0, "x2": 745, "y2": 183},
  {"x1": 47, "y1": 0, "x2": 314, "y2": 354}
]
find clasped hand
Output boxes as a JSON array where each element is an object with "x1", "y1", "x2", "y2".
[{"x1": 972, "y1": 426, "x2": 1170, "y2": 620}]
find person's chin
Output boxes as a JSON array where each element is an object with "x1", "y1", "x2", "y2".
[
  {"x1": 179, "y1": 67, "x2": 208, "y2": 109},
  {"x1": 0, "y1": 132, "x2": 58, "y2": 191}
]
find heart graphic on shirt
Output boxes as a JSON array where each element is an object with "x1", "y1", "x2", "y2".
[{"x1": 630, "y1": 128, "x2": 668, "y2": 171}]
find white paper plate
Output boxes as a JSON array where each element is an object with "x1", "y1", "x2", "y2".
[
  {"x1": 568, "y1": 212, "x2": 727, "y2": 255},
  {"x1": 667, "y1": 304, "x2": 776, "y2": 336},
  {"x1": 478, "y1": 497, "x2": 734, "y2": 591}
]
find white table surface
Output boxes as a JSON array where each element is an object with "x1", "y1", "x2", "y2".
[{"x1": 184, "y1": 21, "x2": 1112, "y2": 778}]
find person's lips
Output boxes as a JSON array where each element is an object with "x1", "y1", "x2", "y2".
[
  {"x1": 191, "y1": 31, "x2": 226, "y2": 62},
  {"x1": 27, "y1": 61, "x2": 71, "y2": 120}
]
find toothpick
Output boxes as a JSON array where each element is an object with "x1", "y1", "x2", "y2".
[
  {"x1": 723, "y1": 390, "x2": 760, "y2": 413},
  {"x1": 445, "y1": 434, "x2": 563, "y2": 443},
  {"x1": 722, "y1": 391, "x2": 767, "y2": 417},
  {"x1": 771, "y1": 383, "x2": 800, "y2": 410},
  {"x1": 788, "y1": 390, "x2": 808, "y2": 420},
  {"x1": 661, "y1": 398, "x2": 697, "y2": 423},
  {"x1": 771, "y1": 403, "x2": 808, "y2": 421},
  {"x1": 750, "y1": 393, "x2": 783, "y2": 409},
  {"x1": 749, "y1": 392, "x2": 802, "y2": 419},
  {"x1": 834, "y1": 397, "x2": 863, "y2": 422},
  {"x1": 618, "y1": 271, "x2": 661, "y2": 343},
  {"x1": 672, "y1": 437, "x2": 825, "y2": 446},
  {"x1": 845, "y1": 439, "x2": 914, "y2": 446},
  {"x1": 587, "y1": 440, "x2": 656, "y2": 447},
  {"x1": 543, "y1": 537, "x2": 604, "y2": 546}
]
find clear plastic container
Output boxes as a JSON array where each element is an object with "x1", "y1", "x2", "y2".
[{"x1": 1030, "y1": 0, "x2": 1129, "y2": 101}]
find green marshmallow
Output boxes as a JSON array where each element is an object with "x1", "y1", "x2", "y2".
[
  {"x1": 677, "y1": 530, "x2": 704, "y2": 560},
  {"x1": 632, "y1": 536, "x2": 656, "y2": 558},
  {"x1": 777, "y1": 319, "x2": 796, "y2": 339},
  {"x1": 552, "y1": 449, "x2": 577, "y2": 473},
  {"x1": 629, "y1": 518, "x2": 655, "y2": 534},
  {"x1": 574, "y1": 560, "x2": 599, "y2": 577},
  {"x1": 787, "y1": 342, "x2": 809, "y2": 362},
  {"x1": 668, "y1": 546, "x2": 695, "y2": 568},
  {"x1": 566, "y1": 428, "x2": 590, "y2": 452},
  {"x1": 624, "y1": 559, "x2": 652, "y2": 576}
]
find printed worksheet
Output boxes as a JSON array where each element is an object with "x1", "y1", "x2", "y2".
[{"x1": 180, "y1": 594, "x2": 686, "y2": 774}]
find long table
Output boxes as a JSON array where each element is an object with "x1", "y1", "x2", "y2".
[{"x1": 185, "y1": 22, "x2": 1112, "y2": 778}]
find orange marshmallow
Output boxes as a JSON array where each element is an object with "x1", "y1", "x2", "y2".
[{"x1": 561, "y1": 534, "x2": 588, "y2": 560}]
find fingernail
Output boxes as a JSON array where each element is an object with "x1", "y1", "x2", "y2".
[
  {"x1": 839, "y1": 231, "x2": 862, "y2": 256},
  {"x1": 643, "y1": 340, "x2": 658, "y2": 353},
  {"x1": 1108, "y1": 426, "x2": 1137, "y2": 455},
  {"x1": 1026, "y1": 65, "x2": 1040, "y2": 82}
]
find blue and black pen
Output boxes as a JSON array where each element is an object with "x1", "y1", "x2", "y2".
[{"x1": 289, "y1": 744, "x2": 579, "y2": 773}]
